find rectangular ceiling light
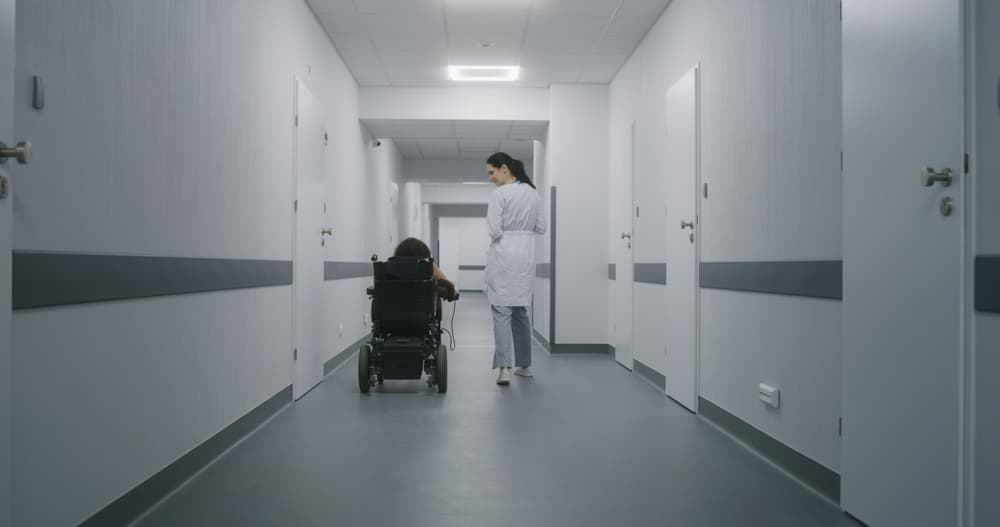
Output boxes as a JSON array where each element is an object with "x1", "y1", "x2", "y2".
[{"x1": 448, "y1": 65, "x2": 520, "y2": 82}]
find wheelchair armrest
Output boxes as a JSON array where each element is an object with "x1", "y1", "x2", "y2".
[{"x1": 366, "y1": 286, "x2": 375, "y2": 296}]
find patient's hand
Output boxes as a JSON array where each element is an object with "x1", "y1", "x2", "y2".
[{"x1": 437, "y1": 278, "x2": 458, "y2": 302}]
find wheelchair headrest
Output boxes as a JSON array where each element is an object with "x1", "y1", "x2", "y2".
[{"x1": 376, "y1": 256, "x2": 433, "y2": 281}]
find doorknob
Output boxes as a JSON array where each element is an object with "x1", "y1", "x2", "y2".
[
  {"x1": 620, "y1": 232, "x2": 631, "y2": 239},
  {"x1": 680, "y1": 220, "x2": 695, "y2": 230},
  {"x1": 321, "y1": 228, "x2": 333, "y2": 236},
  {"x1": 920, "y1": 167, "x2": 952, "y2": 187},
  {"x1": 0, "y1": 141, "x2": 31, "y2": 165}
]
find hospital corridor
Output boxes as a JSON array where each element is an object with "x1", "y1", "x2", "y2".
[{"x1": 0, "y1": 1, "x2": 998, "y2": 526}]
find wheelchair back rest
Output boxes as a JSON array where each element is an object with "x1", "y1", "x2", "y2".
[{"x1": 372, "y1": 257, "x2": 436, "y2": 336}]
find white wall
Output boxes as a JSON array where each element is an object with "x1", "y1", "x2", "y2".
[
  {"x1": 360, "y1": 86, "x2": 549, "y2": 121},
  {"x1": 399, "y1": 181, "x2": 423, "y2": 240},
  {"x1": 422, "y1": 182, "x2": 493, "y2": 204},
  {"x1": 532, "y1": 138, "x2": 551, "y2": 339},
  {"x1": 974, "y1": 0, "x2": 1000, "y2": 523},
  {"x1": 438, "y1": 217, "x2": 488, "y2": 291},
  {"x1": 549, "y1": 84, "x2": 609, "y2": 345},
  {"x1": 11, "y1": 1, "x2": 369, "y2": 525},
  {"x1": 608, "y1": 0, "x2": 842, "y2": 470}
]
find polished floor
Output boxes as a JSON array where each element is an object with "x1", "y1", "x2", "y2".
[{"x1": 134, "y1": 292, "x2": 859, "y2": 527}]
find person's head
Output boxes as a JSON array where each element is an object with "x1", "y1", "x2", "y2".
[
  {"x1": 393, "y1": 237, "x2": 432, "y2": 259},
  {"x1": 486, "y1": 152, "x2": 535, "y2": 189}
]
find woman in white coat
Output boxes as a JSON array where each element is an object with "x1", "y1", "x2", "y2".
[{"x1": 485, "y1": 152, "x2": 546, "y2": 386}]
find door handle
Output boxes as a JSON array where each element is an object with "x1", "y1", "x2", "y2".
[
  {"x1": 920, "y1": 167, "x2": 952, "y2": 188},
  {"x1": 620, "y1": 232, "x2": 631, "y2": 239},
  {"x1": 320, "y1": 228, "x2": 333, "y2": 236},
  {"x1": 0, "y1": 141, "x2": 31, "y2": 165},
  {"x1": 680, "y1": 220, "x2": 695, "y2": 230}
]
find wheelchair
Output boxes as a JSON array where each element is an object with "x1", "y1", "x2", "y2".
[{"x1": 359, "y1": 255, "x2": 455, "y2": 393}]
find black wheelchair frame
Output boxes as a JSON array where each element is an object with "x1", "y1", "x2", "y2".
[{"x1": 359, "y1": 256, "x2": 451, "y2": 393}]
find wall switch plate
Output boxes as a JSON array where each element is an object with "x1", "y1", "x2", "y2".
[
  {"x1": 759, "y1": 383, "x2": 780, "y2": 409},
  {"x1": 338, "y1": 322, "x2": 344, "y2": 337}
]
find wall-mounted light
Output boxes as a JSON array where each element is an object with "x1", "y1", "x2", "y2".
[{"x1": 448, "y1": 65, "x2": 520, "y2": 82}]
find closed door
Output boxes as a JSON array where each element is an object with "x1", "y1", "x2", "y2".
[
  {"x1": 1, "y1": 0, "x2": 15, "y2": 521},
  {"x1": 437, "y1": 218, "x2": 461, "y2": 290},
  {"x1": 663, "y1": 66, "x2": 699, "y2": 413},
  {"x1": 614, "y1": 121, "x2": 636, "y2": 370},
  {"x1": 842, "y1": 1, "x2": 966, "y2": 525},
  {"x1": 292, "y1": 78, "x2": 327, "y2": 400}
]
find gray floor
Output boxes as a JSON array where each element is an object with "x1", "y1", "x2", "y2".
[{"x1": 134, "y1": 292, "x2": 860, "y2": 527}]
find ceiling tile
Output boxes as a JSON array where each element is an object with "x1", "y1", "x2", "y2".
[
  {"x1": 379, "y1": 49, "x2": 449, "y2": 67},
  {"x1": 445, "y1": 14, "x2": 527, "y2": 37},
  {"x1": 330, "y1": 33, "x2": 381, "y2": 65},
  {"x1": 349, "y1": 65, "x2": 391, "y2": 85},
  {"x1": 394, "y1": 139, "x2": 423, "y2": 158},
  {"x1": 595, "y1": 35, "x2": 641, "y2": 54},
  {"x1": 317, "y1": 11, "x2": 366, "y2": 33},
  {"x1": 355, "y1": 0, "x2": 445, "y2": 14},
  {"x1": 583, "y1": 53, "x2": 630, "y2": 69},
  {"x1": 445, "y1": 0, "x2": 532, "y2": 17},
  {"x1": 519, "y1": 53, "x2": 584, "y2": 69},
  {"x1": 520, "y1": 65, "x2": 581, "y2": 83},
  {"x1": 418, "y1": 139, "x2": 460, "y2": 158},
  {"x1": 447, "y1": 34, "x2": 522, "y2": 51},
  {"x1": 387, "y1": 66, "x2": 449, "y2": 86},
  {"x1": 532, "y1": 0, "x2": 621, "y2": 17},
  {"x1": 372, "y1": 32, "x2": 447, "y2": 53},
  {"x1": 578, "y1": 67, "x2": 617, "y2": 83},
  {"x1": 617, "y1": 0, "x2": 672, "y2": 17},
  {"x1": 453, "y1": 121, "x2": 512, "y2": 138},
  {"x1": 606, "y1": 16, "x2": 657, "y2": 36},
  {"x1": 363, "y1": 12, "x2": 446, "y2": 34},
  {"x1": 523, "y1": 35, "x2": 596, "y2": 54},
  {"x1": 459, "y1": 138, "x2": 501, "y2": 152},
  {"x1": 526, "y1": 15, "x2": 609, "y2": 37},
  {"x1": 308, "y1": 0, "x2": 357, "y2": 14}
]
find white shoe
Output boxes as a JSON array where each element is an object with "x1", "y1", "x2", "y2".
[
  {"x1": 497, "y1": 368, "x2": 512, "y2": 385},
  {"x1": 513, "y1": 366, "x2": 533, "y2": 377}
]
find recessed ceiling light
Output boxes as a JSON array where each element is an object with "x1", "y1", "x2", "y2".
[{"x1": 448, "y1": 65, "x2": 520, "y2": 82}]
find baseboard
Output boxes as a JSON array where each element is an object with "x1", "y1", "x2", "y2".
[
  {"x1": 532, "y1": 329, "x2": 551, "y2": 352},
  {"x1": 324, "y1": 334, "x2": 371, "y2": 377},
  {"x1": 633, "y1": 359, "x2": 666, "y2": 392},
  {"x1": 698, "y1": 396, "x2": 841, "y2": 503},
  {"x1": 530, "y1": 329, "x2": 609, "y2": 354},
  {"x1": 79, "y1": 386, "x2": 293, "y2": 527}
]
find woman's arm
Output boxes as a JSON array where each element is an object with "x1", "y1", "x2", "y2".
[
  {"x1": 433, "y1": 264, "x2": 457, "y2": 301},
  {"x1": 486, "y1": 190, "x2": 503, "y2": 241}
]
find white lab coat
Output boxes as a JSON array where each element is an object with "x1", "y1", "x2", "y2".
[{"x1": 485, "y1": 181, "x2": 547, "y2": 306}]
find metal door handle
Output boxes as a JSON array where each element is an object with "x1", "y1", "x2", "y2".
[
  {"x1": 0, "y1": 141, "x2": 31, "y2": 165},
  {"x1": 920, "y1": 167, "x2": 952, "y2": 187},
  {"x1": 321, "y1": 228, "x2": 333, "y2": 236},
  {"x1": 680, "y1": 220, "x2": 695, "y2": 230},
  {"x1": 620, "y1": 232, "x2": 631, "y2": 239}
]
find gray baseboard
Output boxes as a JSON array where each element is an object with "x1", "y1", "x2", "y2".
[
  {"x1": 532, "y1": 329, "x2": 551, "y2": 352},
  {"x1": 530, "y1": 329, "x2": 609, "y2": 354},
  {"x1": 79, "y1": 385, "x2": 293, "y2": 527},
  {"x1": 698, "y1": 396, "x2": 840, "y2": 503},
  {"x1": 324, "y1": 334, "x2": 371, "y2": 377},
  {"x1": 633, "y1": 359, "x2": 666, "y2": 392}
]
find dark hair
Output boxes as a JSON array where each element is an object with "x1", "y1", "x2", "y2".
[
  {"x1": 487, "y1": 152, "x2": 535, "y2": 189},
  {"x1": 394, "y1": 237, "x2": 432, "y2": 259}
]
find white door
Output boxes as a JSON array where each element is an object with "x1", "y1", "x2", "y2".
[
  {"x1": 1, "y1": 0, "x2": 15, "y2": 520},
  {"x1": 842, "y1": 1, "x2": 965, "y2": 526},
  {"x1": 292, "y1": 78, "x2": 327, "y2": 400},
  {"x1": 663, "y1": 66, "x2": 699, "y2": 413},
  {"x1": 614, "y1": 122, "x2": 636, "y2": 370}
]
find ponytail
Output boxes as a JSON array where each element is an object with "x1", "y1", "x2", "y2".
[{"x1": 487, "y1": 152, "x2": 535, "y2": 189}]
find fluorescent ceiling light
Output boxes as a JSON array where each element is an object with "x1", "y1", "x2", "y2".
[{"x1": 448, "y1": 65, "x2": 520, "y2": 82}]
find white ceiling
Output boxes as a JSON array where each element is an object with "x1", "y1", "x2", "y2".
[
  {"x1": 363, "y1": 119, "x2": 545, "y2": 159},
  {"x1": 307, "y1": 0, "x2": 671, "y2": 87}
]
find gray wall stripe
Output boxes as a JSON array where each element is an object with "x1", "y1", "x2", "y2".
[
  {"x1": 633, "y1": 359, "x2": 666, "y2": 391},
  {"x1": 698, "y1": 396, "x2": 841, "y2": 502},
  {"x1": 535, "y1": 263, "x2": 551, "y2": 278},
  {"x1": 609, "y1": 263, "x2": 616, "y2": 280},
  {"x1": 79, "y1": 385, "x2": 293, "y2": 527},
  {"x1": 699, "y1": 260, "x2": 842, "y2": 300},
  {"x1": 634, "y1": 262, "x2": 667, "y2": 285},
  {"x1": 324, "y1": 334, "x2": 372, "y2": 377},
  {"x1": 458, "y1": 265, "x2": 486, "y2": 271},
  {"x1": 550, "y1": 343, "x2": 611, "y2": 354},
  {"x1": 13, "y1": 252, "x2": 292, "y2": 310},
  {"x1": 976, "y1": 255, "x2": 1000, "y2": 313},
  {"x1": 323, "y1": 261, "x2": 370, "y2": 281}
]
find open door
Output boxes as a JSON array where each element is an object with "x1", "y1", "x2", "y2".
[
  {"x1": 614, "y1": 121, "x2": 636, "y2": 370},
  {"x1": 663, "y1": 66, "x2": 700, "y2": 413},
  {"x1": 292, "y1": 77, "x2": 327, "y2": 400},
  {"x1": 1, "y1": 0, "x2": 15, "y2": 520}
]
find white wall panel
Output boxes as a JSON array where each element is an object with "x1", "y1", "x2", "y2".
[
  {"x1": 700, "y1": 289, "x2": 842, "y2": 471},
  {"x1": 608, "y1": 0, "x2": 842, "y2": 471},
  {"x1": 13, "y1": 289, "x2": 292, "y2": 526}
]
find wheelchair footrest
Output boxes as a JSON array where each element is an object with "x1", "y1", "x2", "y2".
[{"x1": 379, "y1": 336, "x2": 428, "y2": 380}]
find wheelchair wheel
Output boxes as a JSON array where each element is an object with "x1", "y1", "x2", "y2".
[
  {"x1": 358, "y1": 344, "x2": 372, "y2": 393},
  {"x1": 436, "y1": 344, "x2": 448, "y2": 394}
]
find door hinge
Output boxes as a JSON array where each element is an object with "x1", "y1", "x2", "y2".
[
  {"x1": 294, "y1": 200, "x2": 298, "y2": 212},
  {"x1": 840, "y1": 151, "x2": 844, "y2": 172},
  {"x1": 323, "y1": 202, "x2": 327, "y2": 213},
  {"x1": 294, "y1": 114, "x2": 299, "y2": 127},
  {"x1": 964, "y1": 153, "x2": 969, "y2": 174},
  {"x1": 635, "y1": 205, "x2": 640, "y2": 218},
  {"x1": 293, "y1": 348, "x2": 298, "y2": 361},
  {"x1": 838, "y1": 417, "x2": 843, "y2": 437},
  {"x1": 839, "y1": 0, "x2": 843, "y2": 21}
]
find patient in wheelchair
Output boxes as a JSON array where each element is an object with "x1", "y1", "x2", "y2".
[{"x1": 393, "y1": 237, "x2": 458, "y2": 302}]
